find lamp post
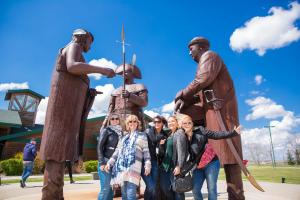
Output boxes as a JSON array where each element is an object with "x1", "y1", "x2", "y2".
[{"x1": 264, "y1": 125, "x2": 276, "y2": 167}]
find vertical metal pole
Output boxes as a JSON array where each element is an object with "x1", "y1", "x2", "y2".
[
  {"x1": 265, "y1": 125, "x2": 276, "y2": 167},
  {"x1": 121, "y1": 24, "x2": 126, "y2": 120}
]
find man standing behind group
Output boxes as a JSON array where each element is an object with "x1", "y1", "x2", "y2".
[
  {"x1": 40, "y1": 29, "x2": 115, "y2": 200},
  {"x1": 20, "y1": 138, "x2": 37, "y2": 188},
  {"x1": 174, "y1": 37, "x2": 244, "y2": 200}
]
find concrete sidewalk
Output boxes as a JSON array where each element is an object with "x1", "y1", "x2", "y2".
[
  {"x1": 0, "y1": 173, "x2": 91, "y2": 180},
  {"x1": 0, "y1": 179, "x2": 300, "y2": 200}
]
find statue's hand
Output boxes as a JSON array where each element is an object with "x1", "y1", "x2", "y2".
[
  {"x1": 104, "y1": 68, "x2": 116, "y2": 78},
  {"x1": 174, "y1": 99, "x2": 184, "y2": 113},
  {"x1": 234, "y1": 125, "x2": 242, "y2": 135},
  {"x1": 121, "y1": 90, "x2": 131, "y2": 98},
  {"x1": 175, "y1": 90, "x2": 183, "y2": 102}
]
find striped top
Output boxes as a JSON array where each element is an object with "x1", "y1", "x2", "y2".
[{"x1": 107, "y1": 131, "x2": 151, "y2": 186}]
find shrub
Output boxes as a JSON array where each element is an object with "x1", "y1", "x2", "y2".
[
  {"x1": 0, "y1": 159, "x2": 23, "y2": 175},
  {"x1": 33, "y1": 154, "x2": 45, "y2": 174},
  {"x1": 84, "y1": 160, "x2": 98, "y2": 173},
  {"x1": 14, "y1": 152, "x2": 23, "y2": 160}
]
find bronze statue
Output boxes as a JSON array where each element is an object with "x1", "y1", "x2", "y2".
[
  {"x1": 40, "y1": 29, "x2": 115, "y2": 200},
  {"x1": 105, "y1": 63, "x2": 148, "y2": 130},
  {"x1": 174, "y1": 37, "x2": 245, "y2": 200}
]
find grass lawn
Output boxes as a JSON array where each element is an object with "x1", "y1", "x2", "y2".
[
  {"x1": 218, "y1": 165, "x2": 300, "y2": 184},
  {"x1": 1, "y1": 175, "x2": 92, "y2": 184}
]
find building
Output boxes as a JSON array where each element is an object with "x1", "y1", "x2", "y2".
[{"x1": 0, "y1": 89, "x2": 152, "y2": 161}]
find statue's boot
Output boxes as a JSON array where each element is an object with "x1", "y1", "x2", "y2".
[
  {"x1": 224, "y1": 164, "x2": 245, "y2": 200},
  {"x1": 42, "y1": 160, "x2": 65, "y2": 200}
]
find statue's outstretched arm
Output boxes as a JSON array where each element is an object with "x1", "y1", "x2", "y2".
[{"x1": 65, "y1": 43, "x2": 115, "y2": 77}]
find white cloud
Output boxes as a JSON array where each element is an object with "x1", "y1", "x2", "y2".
[
  {"x1": 88, "y1": 58, "x2": 118, "y2": 80},
  {"x1": 254, "y1": 75, "x2": 265, "y2": 85},
  {"x1": 88, "y1": 84, "x2": 115, "y2": 118},
  {"x1": 245, "y1": 96, "x2": 287, "y2": 120},
  {"x1": 0, "y1": 82, "x2": 29, "y2": 91},
  {"x1": 143, "y1": 101, "x2": 174, "y2": 121},
  {"x1": 35, "y1": 97, "x2": 48, "y2": 124},
  {"x1": 161, "y1": 101, "x2": 174, "y2": 113},
  {"x1": 144, "y1": 110, "x2": 160, "y2": 118},
  {"x1": 242, "y1": 96, "x2": 300, "y2": 161},
  {"x1": 230, "y1": 1, "x2": 300, "y2": 56},
  {"x1": 250, "y1": 90, "x2": 260, "y2": 96}
]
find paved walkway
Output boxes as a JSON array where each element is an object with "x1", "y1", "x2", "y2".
[{"x1": 1, "y1": 176, "x2": 300, "y2": 200}]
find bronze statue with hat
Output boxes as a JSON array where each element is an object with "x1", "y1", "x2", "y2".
[
  {"x1": 104, "y1": 60, "x2": 148, "y2": 131},
  {"x1": 40, "y1": 29, "x2": 115, "y2": 200},
  {"x1": 174, "y1": 36, "x2": 263, "y2": 200}
]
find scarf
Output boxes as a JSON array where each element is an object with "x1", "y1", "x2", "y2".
[
  {"x1": 162, "y1": 135, "x2": 174, "y2": 171},
  {"x1": 107, "y1": 125, "x2": 123, "y2": 139},
  {"x1": 112, "y1": 131, "x2": 138, "y2": 179}
]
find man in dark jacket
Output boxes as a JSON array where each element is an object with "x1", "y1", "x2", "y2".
[{"x1": 20, "y1": 138, "x2": 37, "y2": 188}]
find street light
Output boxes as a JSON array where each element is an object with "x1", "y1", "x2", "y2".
[{"x1": 264, "y1": 125, "x2": 276, "y2": 167}]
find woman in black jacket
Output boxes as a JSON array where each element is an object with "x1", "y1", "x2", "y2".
[
  {"x1": 142, "y1": 115, "x2": 167, "y2": 200},
  {"x1": 97, "y1": 114, "x2": 123, "y2": 200},
  {"x1": 179, "y1": 114, "x2": 241, "y2": 200}
]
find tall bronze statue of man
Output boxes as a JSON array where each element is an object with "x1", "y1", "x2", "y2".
[
  {"x1": 106, "y1": 63, "x2": 148, "y2": 130},
  {"x1": 174, "y1": 37, "x2": 245, "y2": 200},
  {"x1": 40, "y1": 29, "x2": 115, "y2": 200}
]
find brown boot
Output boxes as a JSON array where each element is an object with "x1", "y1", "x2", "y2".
[
  {"x1": 224, "y1": 164, "x2": 245, "y2": 200},
  {"x1": 42, "y1": 160, "x2": 65, "y2": 200}
]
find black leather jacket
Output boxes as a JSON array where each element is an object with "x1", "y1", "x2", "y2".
[
  {"x1": 97, "y1": 127, "x2": 121, "y2": 165},
  {"x1": 181, "y1": 126, "x2": 238, "y2": 175},
  {"x1": 145, "y1": 126, "x2": 167, "y2": 161}
]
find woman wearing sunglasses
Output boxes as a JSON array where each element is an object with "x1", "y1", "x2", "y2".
[
  {"x1": 179, "y1": 114, "x2": 241, "y2": 200},
  {"x1": 105, "y1": 114, "x2": 151, "y2": 200},
  {"x1": 97, "y1": 114, "x2": 123, "y2": 200},
  {"x1": 158, "y1": 116, "x2": 189, "y2": 200},
  {"x1": 142, "y1": 115, "x2": 168, "y2": 200}
]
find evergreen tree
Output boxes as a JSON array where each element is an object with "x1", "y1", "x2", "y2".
[
  {"x1": 287, "y1": 150, "x2": 295, "y2": 165},
  {"x1": 295, "y1": 148, "x2": 300, "y2": 165}
]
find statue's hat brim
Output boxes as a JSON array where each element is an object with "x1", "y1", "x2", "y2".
[{"x1": 115, "y1": 64, "x2": 142, "y2": 79}]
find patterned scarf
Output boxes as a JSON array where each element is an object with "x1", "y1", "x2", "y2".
[
  {"x1": 108, "y1": 125, "x2": 123, "y2": 139},
  {"x1": 112, "y1": 131, "x2": 138, "y2": 179}
]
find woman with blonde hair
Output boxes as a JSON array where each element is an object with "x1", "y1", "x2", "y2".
[
  {"x1": 179, "y1": 114, "x2": 241, "y2": 200},
  {"x1": 105, "y1": 114, "x2": 151, "y2": 200},
  {"x1": 158, "y1": 115, "x2": 189, "y2": 200}
]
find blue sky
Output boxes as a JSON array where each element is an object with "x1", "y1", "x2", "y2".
[{"x1": 1, "y1": 0, "x2": 300, "y2": 160}]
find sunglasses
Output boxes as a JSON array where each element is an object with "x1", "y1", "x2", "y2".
[
  {"x1": 182, "y1": 122, "x2": 193, "y2": 125},
  {"x1": 128, "y1": 120, "x2": 138, "y2": 124},
  {"x1": 154, "y1": 121, "x2": 162, "y2": 124},
  {"x1": 110, "y1": 118, "x2": 119, "y2": 120}
]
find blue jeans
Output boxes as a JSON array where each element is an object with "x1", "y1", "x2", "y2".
[
  {"x1": 121, "y1": 181, "x2": 137, "y2": 200},
  {"x1": 192, "y1": 159, "x2": 220, "y2": 200},
  {"x1": 98, "y1": 162, "x2": 113, "y2": 200},
  {"x1": 141, "y1": 159, "x2": 158, "y2": 200},
  {"x1": 159, "y1": 168, "x2": 184, "y2": 200},
  {"x1": 21, "y1": 161, "x2": 34, "y2": 182}
]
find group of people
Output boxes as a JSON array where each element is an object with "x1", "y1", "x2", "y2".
[
  {"x1": 97, "y1": 114, "x2": 241, "y2": 200},
  {"x1": 38, "y1": 28, "x2": 245, "y2": 200}
]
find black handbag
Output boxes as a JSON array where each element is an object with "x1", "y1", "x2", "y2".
[{"x1": 172, "y1": 172, "x2": 193, "y2": 193}]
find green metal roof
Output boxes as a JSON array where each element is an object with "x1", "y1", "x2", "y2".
[
  {"x1": 0, "y1": 109, "x2": 22, "y2": 128},
  {"x1": 0, "y1": 127, "x2": 43, "y2": 141},
  {"x1": 5, "y1": 89, "x2": 45, "y2": 100}
]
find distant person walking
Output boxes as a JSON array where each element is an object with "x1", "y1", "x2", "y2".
[
  {"x1": 20, "y1": 138, "x2": 37, "y2": 188},
  {"x1": 65, "y1": 160, "x2": 75, "y2": 184}
]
